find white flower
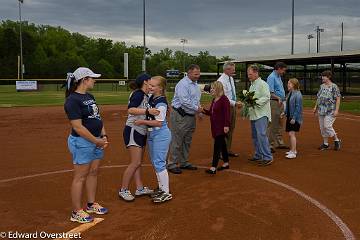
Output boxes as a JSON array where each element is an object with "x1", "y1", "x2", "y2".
[{"x1": 242, "y1": 90, "x2": 248, "y2": 95}]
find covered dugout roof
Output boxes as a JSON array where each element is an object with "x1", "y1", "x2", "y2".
[{"x1": 218, "y1": 50, "x2": 360, "y2": 66}]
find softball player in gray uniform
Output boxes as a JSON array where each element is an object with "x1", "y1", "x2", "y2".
[{"x1": 119, "y1": 73, "x2": 160, "y2": 201}]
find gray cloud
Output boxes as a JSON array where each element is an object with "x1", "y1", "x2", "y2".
[{"x1": 1, "y1": 0, "x2": 359, "y2": 58}]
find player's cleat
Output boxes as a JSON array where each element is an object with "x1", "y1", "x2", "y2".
[
  {"x1": 135, "y1": 186, "x2": 154, "y2": 196},
  {"x1": 86, "y1": 202, "x2": 108, "y2": 215},
  {"x1": 150, "y1": 188, "x2": 163, "y2": 198},
  {"x1": 334, "y1": 140, "x2": 342, "y2": 151},
  {"x1": 153, "y1": 191, "x2": 172, "y2": 203},
  {"x1": 318, "y1": 143, "x2": 329, "y2": 150},
  {"x1": 119, "y1": 189, "x2": 135, "y2": 202},
  {"x1": 70, "y1": 209, "x2": 94, "y2": 224},
  {"x1": 286, "y1": 150, "x2": 297, "y2": 155}
]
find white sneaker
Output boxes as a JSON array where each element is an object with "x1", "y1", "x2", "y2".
[
  {"x1": 119, "y1": 189, "x2": 135, "y2": 202},
  {"x1": 286, "y1": 152, "x2": 297, "y2": 159},
  {"x1": 135, "y1": 187, "x2": 154, "y2": 196},
  {"x1": 286, "y1": 150, "x2": 297, "y2": 155}
]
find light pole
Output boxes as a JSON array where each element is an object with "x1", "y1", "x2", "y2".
[
  {"x1": 307, "y1": 34, "x2": 314, "y2": 54},
  {"x1": 291, "y1": 0, "x2": 295, "y2": 54},
  {"x1": 340, "y1": 22, "x2": 344, "y2": 51},
  {"x1": 315, "y1": 26, "x2": 324, "y2": 53},
  {"x1": 18, "y1": 0, "x2": 24, "y2": 79},
  {"x1": 142, "y1": 0, "x2": 146, "y2": 72},
  {"x1": 180, "y1": 38, "x2": 188, "y2": 73}
]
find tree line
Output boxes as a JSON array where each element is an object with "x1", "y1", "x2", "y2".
[{"x1": 0, "y1": 20, "x2": 232, "y2": 79}]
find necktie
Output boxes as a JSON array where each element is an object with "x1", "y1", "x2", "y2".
[{"x1": 229, "y1": 76, "x2": 236, "y2": 101}]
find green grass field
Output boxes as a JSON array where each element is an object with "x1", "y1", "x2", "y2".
[
  {"x1": 0, "y1": 86, "x2": 213, "y2": 107},
  {"x1": 0, "y1": 86, "x2": 359, "y2": 114}
]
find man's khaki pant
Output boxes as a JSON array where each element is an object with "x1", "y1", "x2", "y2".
[
  {"x1": 268, "y1": 100, "x2": 285, "y2": 148},
  {"x1": 226, "y1": 106, "x2": 236, "y2": 151}
]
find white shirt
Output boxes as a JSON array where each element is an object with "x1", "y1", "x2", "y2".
[{"x1": 217, "y1": 73, "x2": 237, "y2": 107}]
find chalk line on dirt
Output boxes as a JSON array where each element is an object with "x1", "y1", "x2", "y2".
[{"x1": 0, "y1": 164, "x2": 355, "y2": 240}]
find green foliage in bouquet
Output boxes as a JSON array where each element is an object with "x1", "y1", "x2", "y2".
[{"x1": 238, "y1": 90, "x2": 259, "y2": 118}]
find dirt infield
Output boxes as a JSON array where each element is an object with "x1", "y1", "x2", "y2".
[{"x1": 0, "y1": 105, "x2": 359, "y2": 240}]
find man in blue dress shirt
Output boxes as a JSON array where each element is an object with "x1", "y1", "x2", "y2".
[
  {"x1": 266, "y1": 62, "x2": 288, "y2": 151},
  {"x1": 167, "y1": 64, "x2": 203, "y2": 174}
]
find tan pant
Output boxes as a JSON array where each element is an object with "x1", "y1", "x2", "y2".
[
  {"x1": 168, "y1": 110, "x2": 196, "y2": 169},
  {"x1": 318, "y1": 115, "x2": 336, "y2": 138},
  {"x1": 268, "y1": 101, "x2": 285, "y2": 148},
  {"x1": 226, "y1": 106, "x2": 236, "y2": 151}
]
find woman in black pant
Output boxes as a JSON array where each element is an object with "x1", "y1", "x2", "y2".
[{"x1": 202, "y1": 81, "x2": 231, "y2": 174}]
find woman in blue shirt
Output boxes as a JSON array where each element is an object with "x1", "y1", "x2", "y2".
[{"x1": 64, "y1": 67, "x2": 109, "y2": 224}]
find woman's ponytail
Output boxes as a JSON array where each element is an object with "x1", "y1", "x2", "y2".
[{"x1": 65, "y1": 73, "x2": 81, "y2": 98}]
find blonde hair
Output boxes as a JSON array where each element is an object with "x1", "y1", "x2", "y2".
[
  {"x1": 211, "y1": 81, "x2": 225, "y2": 97},
  {"x1": 151, "y1": 76, "x2": 167, "y2": 95},
  {"x1": 288, "y1": 78, "x2": 300, "y2": 90}
]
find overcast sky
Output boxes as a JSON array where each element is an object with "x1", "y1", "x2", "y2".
[{"x1": 1, "y1": 0, "x2": 359, "y2": 58}]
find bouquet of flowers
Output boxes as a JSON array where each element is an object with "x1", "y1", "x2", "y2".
[{"x1": 238, "y1": 90, "x2": 259, "y2": 118}]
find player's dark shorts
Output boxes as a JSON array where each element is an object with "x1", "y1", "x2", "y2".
[{"x1": 123, "y1": 125, "x2": 147, "y2": 148}]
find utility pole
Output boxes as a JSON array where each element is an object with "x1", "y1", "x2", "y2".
[
  {"x1": 315, "y1": 26, "x2": 324, "y2": 53},
  {"x1": 291, "y1": 0, "x2": 295, "y2": 54},
  {"x1": 180, "y1": 38, "x2": 188, "y2": 73},
  {"x1": 142, "y1": 0, "x2": 146, "y2": 72},
  {"x1": 341, "y1": 22, "x2": 344, "y2": 51},
  {"x1": 18, "y1": 0, "x2": 24, "y2": 79}
]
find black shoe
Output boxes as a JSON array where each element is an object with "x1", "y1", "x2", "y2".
[
  {"x1": 228, "y1": 152, "x2": 239, "y2": 157},
  {"x1": 334, "y1": 140, "x2": 341, "y2": 151},
  {"x1": 150, "y1": 188, "x2": 163, "y2": 198},
  {"x1": 180, "y1": 165, "x2": 198, "y2": 170},
  {"x1": 153, "y1": 191, "x2": 172, "y2": 203},
  {"x1": 248, "y1": 158, "x2": 262, "y2": 163},
  {"x1": 270, "y1": 148, "x2": 276, "y2": 153},
  {"x1": 205, "y1": 169, "x2": 216, "y2": 174},
  {"x1": 258, "y1": 159, "x2": 273, "y2": 166},
  {"x1": 217, "y1": 165, "x2": 229, "y2": 171},
  {"x1": 168, "y1": 167, "x2": 182, "y2": 174},
  {"x1": 318, "y1": 143, "x2": 329, "y2": 151}
]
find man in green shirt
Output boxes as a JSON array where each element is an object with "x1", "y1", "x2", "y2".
[{"x1": 247, "y1": 65, "x2": 273, "y2": 166}]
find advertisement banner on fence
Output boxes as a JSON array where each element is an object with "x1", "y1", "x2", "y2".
[{"x1": 16, "y1": 81, "x2": 38, "y2": 91}]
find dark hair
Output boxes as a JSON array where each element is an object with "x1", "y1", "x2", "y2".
[
  {"x1": 129, "y1": 73, "x2": 151, "y2": 90},
  {"x1": 187, "y1": 64, "x2": 200, "y2": 72},
  {"x1": 129, "y1": 80, "x2": 141, "y2": 90},
  {"x1": 274, "y1": 62, "x2": 287, "y2": 70},
  {"x1": 65, "y1": 75, "x2": 82, "y2": 98},
  {"x1": 247, "y1": 64, "x2": 260, "y2": 73},
  {"x1": 321, "y1": 70, "x2": 333, "y2": 81}
]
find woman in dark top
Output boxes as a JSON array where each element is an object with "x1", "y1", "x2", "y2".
[
  {"x1": 119, "y1": 74, "x2": 159, "y2": 202},
  {"x1": 64, "y1": 67, "x2": 109, "y2": 224},
  {"x1": 202, "y1": 81, "x2": 231, "y2": 174},
  {"x1": 134, "y1": 76, "x2": 172, "y2": 203}
]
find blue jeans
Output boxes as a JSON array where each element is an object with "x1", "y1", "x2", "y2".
[
  {"x1": 251, "y1": 117, "x2": 273, "y2": 161},
  {"x1": 148, "y1": 127, "x2": 172, "y2": 173}
]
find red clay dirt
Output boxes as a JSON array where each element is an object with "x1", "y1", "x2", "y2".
[{"x1": 0, "y1": 105, "x2": 359, "y2": 240}]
